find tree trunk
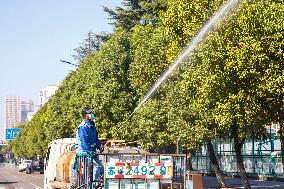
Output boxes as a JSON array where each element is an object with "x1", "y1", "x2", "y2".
[
  {"x1": 277, "y1": 100, "x2": 284, "y2": 172},
  {"x1": 232, "y1": 125, "x2": 251, "y2": 189},
  {"x1": 279, "y1": 123, "x2": 284, "y2": 172},
  {"x1": 187, "y1": 151, "x2": 193, "y2": 171},
  {"x1": 207, "y1": 140, "x2": 227, "y2": 188}
]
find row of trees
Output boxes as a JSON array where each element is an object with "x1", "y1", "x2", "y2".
[{"x1": 10, "y1": 0, "x2": 283, "y2": 188}]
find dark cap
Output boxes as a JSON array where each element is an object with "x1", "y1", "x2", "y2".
[{"x1": 81, "y1": 107, "x2": 93, "y2": 116}]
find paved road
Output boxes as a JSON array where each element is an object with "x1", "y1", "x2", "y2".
[
  {"x1": 3, "y1": 164, "x2": 284, "y2": 189},
  {"x1": 0, "y1": 165, "x2": 43, "y2": 189},
  {"x1": 204, "y1": 176, "x2": 284, "y2": 189}
]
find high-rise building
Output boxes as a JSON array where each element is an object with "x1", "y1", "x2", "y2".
[
  {"x1": 5, "y1": 96, "x2": 21, "y2": 129},
  {"x1": 39, "y1": 85, "x2": 58, "y2": 106},
  {"x1": 5, "y1": 96, "x2": 34, "y2": 129},
  {"x1": 21, "y1": 97, "x2": 34, "y2": 123}
]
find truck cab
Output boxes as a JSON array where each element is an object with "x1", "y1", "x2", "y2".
[{"x1": 44, "y1": 138, "x2": 77, "y2": 189}]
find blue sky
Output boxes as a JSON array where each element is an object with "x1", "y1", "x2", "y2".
[{"x1": 0, "y1": 0, "x2": 122, "y2": 140}]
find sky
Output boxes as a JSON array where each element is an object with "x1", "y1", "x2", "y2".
[{"x1": 0, "y1": 0, "x2": 122, "y2": 140}]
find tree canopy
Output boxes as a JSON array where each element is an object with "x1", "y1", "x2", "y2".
[{"x1": 11, "y1": 0, "x2": 283, "y2": 168}]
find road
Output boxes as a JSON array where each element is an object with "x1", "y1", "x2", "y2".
[
  {"x1": 204, "y1": 176, "x2": 284, "y2": 189},
  {"x1": 0, "y1": 165, "x2": 43, "y2": 189}
]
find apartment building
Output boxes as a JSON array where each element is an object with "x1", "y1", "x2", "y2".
[{"x1": 5, "y1": 96, "x2": 34, "y2": 129}]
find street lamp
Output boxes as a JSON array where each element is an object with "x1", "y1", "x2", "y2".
[{"x1": 60, "y1": 60, "x2": 79, "y2": 67}]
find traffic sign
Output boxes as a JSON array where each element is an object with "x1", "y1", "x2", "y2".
[{"x1": 6, "y1": 128, "x2": 21, "y2": 140}]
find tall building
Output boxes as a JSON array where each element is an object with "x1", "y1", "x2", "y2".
[
  {"x1": 5, "y1": 96, "x2": 21, "y2": 129},
  {"x1": 39, "y1": 85, "x2": 57, "y2": 106},
  {"x1": 21, "y1": 97, "x2": 34, "y2": 123},
  {"x1": 5, "y1": 96, "x2": 34, "y2": 129}
]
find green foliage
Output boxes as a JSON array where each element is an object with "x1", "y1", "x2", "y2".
[
  {"x1": 104, "y1": 0, "x2": 167, "y2": 30},
  {"x1": 10, "y1": 124, "x2": 36, "y2": 159},
  {"x1": 161, "y1": 0, "x2": 226, "y2": 61},
  {"x1": 72, "y1": 31, "x2": 110, "y2": 63},
  {"x1": 89, "y1": 30, "x2": 136, "y2": 137},
  {"x1": 129, "y1": 25, "x2": 169, "y2": 96},
  {"x1": 194, "y1": 0, "x2": 284, "y2": 135},
  {"x1": 162, "y1": 0, "x2": 283, "y2": 146},
  {"x1": 128, "y1": 25, "x2": 178, "y2": 151},
  {"x1": 10, "y1": 0, "x2": 284, "y2": 159}
]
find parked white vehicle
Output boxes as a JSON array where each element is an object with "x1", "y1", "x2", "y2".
[{"x1": 18, "y1": 160, "x2": 32, "y2": 172}]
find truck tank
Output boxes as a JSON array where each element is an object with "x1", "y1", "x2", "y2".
[{"x1": 55, "y1": 151, "x2": 76, "y2": 183}]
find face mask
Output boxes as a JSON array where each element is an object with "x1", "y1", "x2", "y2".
[{"x1": 88, "y1": 113, "x2": 95, "y2": 121}]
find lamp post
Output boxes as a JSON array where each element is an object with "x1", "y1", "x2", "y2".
[
  {"x1": 174, "y1": 136, "x2": 180, "y2": 154},
  {"x1": 60, "y1": 60, "x2": 79, "y2": 67}
]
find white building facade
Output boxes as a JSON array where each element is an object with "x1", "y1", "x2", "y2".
[{"x1": 39, "y1": 85, "x2": 57, "y2": 107}]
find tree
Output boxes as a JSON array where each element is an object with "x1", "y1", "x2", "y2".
[
  {"x1": 104, "y1": 0, "x2": 167, "y2": 30},
  {"x1": 128, "y1": 25, "x2": 175, "y2": 151},
  {"x1": 87, "y1": 30, "x2": 136, "y2": 139},
  {"x1": 10, "y1": 4, "x2": 283, "y2": 189},
  {"x1": 163, "y1": 57, "x2": 227, "y2": 187},
  {"x1": 160, "y1": 0, "x2": 228, "y2": 187},
  {"x1": 160, "y1": 0, "x2": 226, "y2": 61},
  {"x1": 166, "y1": 0, "x2": 283, "y2": 188},
  {"x1": 72, "y1": 31, "x2": 110, "y2": 63}
]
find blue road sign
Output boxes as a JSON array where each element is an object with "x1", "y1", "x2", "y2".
[{"x1": 6, "y1": 128, "x2": 21, "y2": 140}]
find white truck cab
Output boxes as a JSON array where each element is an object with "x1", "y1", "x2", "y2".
[{"x1": 44, "y1": 138, "x2": 77, "y2": 189}]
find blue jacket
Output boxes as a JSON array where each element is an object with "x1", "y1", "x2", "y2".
[{"x1": 75, "y1": 119, "x2": 102, "y2": 153}]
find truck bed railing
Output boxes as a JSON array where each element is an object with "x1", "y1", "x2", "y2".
[{"x1": 75, "y1": 153, "x2": 187, "y2": 189}]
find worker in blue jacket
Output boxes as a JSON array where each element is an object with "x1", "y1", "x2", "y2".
[
  {"x1": 75, "y1": 107, "x2": 103, "y2": 153},
  {"x1": 74, "y1": 107, "x2": 104, "y2": 183}
]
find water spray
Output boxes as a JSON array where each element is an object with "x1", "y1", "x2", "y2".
[{"x1": 128, "y1": 0, "x2": 240, "y2": 119}]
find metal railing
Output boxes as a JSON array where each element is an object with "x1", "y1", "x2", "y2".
[
  {"x1": 76, "y1": 155, "x2": 94, "y2": 189},
  {"x1": 192, "y1": 154, "x2": 284, "y2": 177},
  {"x1": 75, "y1": 153, "x2": 187, "y2": 189}
]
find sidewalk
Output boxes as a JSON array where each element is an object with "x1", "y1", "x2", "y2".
[{"x1": 203, "y1": 176, "x2": 284, "y2": 189}]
